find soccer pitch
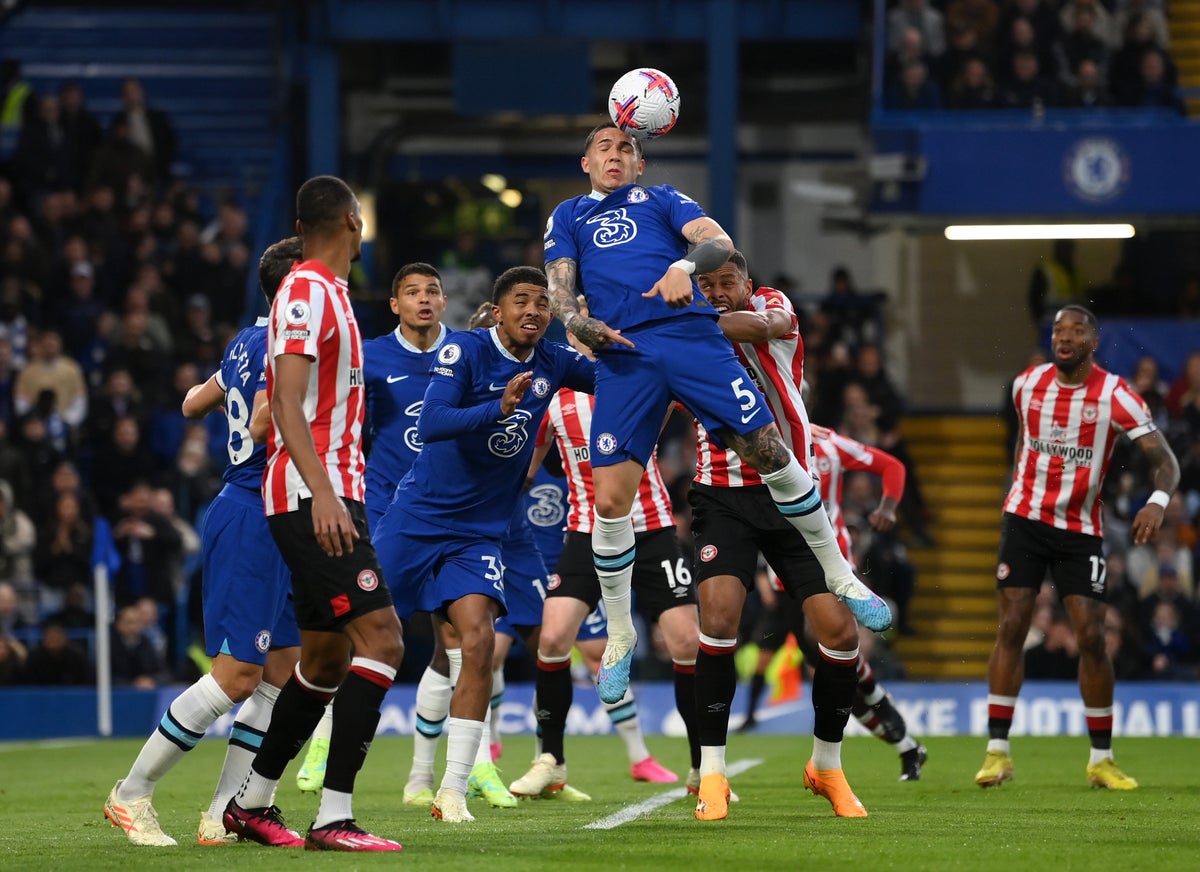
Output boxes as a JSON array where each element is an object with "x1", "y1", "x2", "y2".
[{"x1": 4, "y1": 734, "x2": 1197, "y2": 870}]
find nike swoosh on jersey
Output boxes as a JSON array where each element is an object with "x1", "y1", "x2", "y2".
[
  {"x1": 741, "y1": 408, "x2": 762, "y2": 425},
  {"x1": 386, "y1": 375, "x2": 409, "y2": 383},
  {"x1": 487, "y1": 383, "x2": 506, "y2": 391}
]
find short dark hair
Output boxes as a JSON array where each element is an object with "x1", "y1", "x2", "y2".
[
  {"x1": 258, "y1": 236, "x2": 302, "y2": 304},
  {"x1": 1058, "y1": 303, "x2": 1098, "y2": 331},
  {"x1": 492, "y1": 266, "x2": 547, "y2": 304},
  {"x1": 584, "y1": 122, "x2": 643, "y2": 161},
  {"x1": 726, "y1": 250, "x2": 749, "y2": 276},
  {"x1": 391, "y1": 262, "x2": 442, "y2": 297},
  {"x1": 295, "y1": 175, "x2": 356, "y2": 235}
]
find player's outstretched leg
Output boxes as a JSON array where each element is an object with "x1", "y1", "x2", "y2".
[
  {"x1": 296, "y1": 702, "x2": 333, "y2": 794},
  {"x1": 851, "y1": 660, "x2": 926, "y2": 781},
  {"x1": 592, "y1": 511, "x2": 638, "y2": 702}
]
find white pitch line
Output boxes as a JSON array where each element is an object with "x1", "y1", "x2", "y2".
[{"x1": 583, "y1": 757, "x2": 764, "y2": 830}]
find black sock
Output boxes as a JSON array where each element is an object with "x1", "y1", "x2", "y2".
[
  {"x1": 536, "y1": 658, "x2": 572, "y2": 764},
  {"x1": 811, "y1": 656, "x2": 858, "y2": 744},
  {"x1": 325, "y1": 668, "x2": 391, "y2": 794},
  {"x1": 746, "y1": 672, "x2": 766, "y2": 719},
  {"x1": 673, "y1": 663, "x2": 700, "y2": 769},
  {"x1": 695, "y1": 647, "x2": 737, "y2": 747},
  {"x1": 250, "y1": 675, "x2": 332, "y2": 782}
]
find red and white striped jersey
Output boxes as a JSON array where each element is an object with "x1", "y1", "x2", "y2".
[
  {"x1": 812, "y1": 425, "x2": 906, "y2": 559},
  {"x1": 1004, "y1": 362, "x2": 1155, "y2": 536},
  {"x1": 537, "y1": 388, "x2": 674, "y2": 533},
  {"x1": 263, "y1": 259, "x2": 367, "y2": 516},
  {"x1": 693, "y1": 287, "x2": 811, "y2": 487}
]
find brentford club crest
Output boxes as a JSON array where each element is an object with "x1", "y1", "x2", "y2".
[
  {"x1": 547, "y1": 573, "x2": 562, "y2": 591},
  {"x1": 357, "y1": 569, "x2": 379, "y2": 591},
  {"x1": 700, "y1": 544, "x2": 718, "y2": 562},
  {"x1": 1082, "y1": 402, "x2": 1098, "y2": 423},
  {"x1": 996, "y1": 563, "x2": 1010, "y2": 581}
]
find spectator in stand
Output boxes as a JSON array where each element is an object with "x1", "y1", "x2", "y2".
[
  {"x1": 997, "y1": 48, "x2": 1058, "y2": 109},
  {"x1": 887, "y1": 0, "x2": 946, "y2": 60},
  {"x1": 1056, "y1": 5, "x2": 1110, "y2": 88},
  {"x1": 939, "y1": 20, "x2": 992, "y2": 96},
  {"x1": 1002, "y1": 15, "x2": 1061, "y2": 85},
  {"x1": 820, "y1": 265, "x2": 883, "y2": 350},
  {"x1": 13, "y1": 328, "x2": 88, "y2": 433},
  {"x1": 1165, "y1": 352, "x2": 1200, "y2": 422},
  {"x1": 110, "y1": 603, "x2": 168, "y2": 688},
  {"x1": 1118, "y1": 48, "x2": 1186, "y2": 113},
  {"x1": 173, "y1": 293, "x2": 215, "y2": 366},
  {"x1": 45, "y1": 581, "x2": 94, "y2": 631},
  {"x1": 885, "y1": 59, "x2": 943, "y2": 110},
  {"x1": 0, "y1": 631, "x2": 26, "y2": 684},
  {"x1": 1110, "y1": 12, "x2": 1176, "y2": 105},
  {"x1": 1128, "y1": 355, "x2": 1170, "y2": 433},
  {"x1": 21, "y1": 618, "x2": 91, "y2": 685},
  {"x1": 0, "y1": 334, "x2": 17, "y2": 426},
  {"x1": 56, "y1": 261, "x2": 105, "y2": 355},
  {"x1": 1059, "y1": 0, "x2": 1115, "y2": 49},
  {"x1": 86, "y1": 120, "x2": 155, "y2": 212},
  {"x1": 57, "y1": 81, "x2": 101, "y2": 191},
  {"x1": 150, "y1": 486, "x2": 199, "y2": 594},
  {"x1": 163, "y1": 424, "x2": 220, "y2": 526},
  {"x1": 1104, "y1": 604, "x2": 1148, "y2": 681},
  {"x1": 0, "y1": 579, "x2": 32, "y2": 635},
  {"x1": 997, "y1": 0, "x2": 1061, "y2": 61},
  {"x1": 14, "y1": 412, "x2": 65, "y2": 504},
  {"x1": 0, "y1": 59, "x2": 36, "y2": 164},
  {"x1": 1130, "y1": 531, "x2": 1194, "y2": 600},
  {"x1": 91, "y1": 414, "x2": 155, "y2": 518},
  {"x1": 112, "y1": 78, "x2": 176, "y2": 187},
  {"x1": 945, "y1": 0, "x2": 998, "y2": 49},
  {"x1": 13, "y1": 94, "x2": 74, "y2": 204},
  {"x1": 108, "y1": 307, "x2": 171, "y2": 406},
  {"x1": 0, "y1": 418, "x2": 31, "y2": 513},
  {"x1": 946, "y1": 56, "x2": 998, "y2": 109},
  {"x1": 110, "y1": 479, "x2": 183, "y2": 608},
  {"x1": 1023, "y1": 607, "x2": 1080, "y2": 680},
  {"x1": 0, "y1": 477, "x2": 36, "y2": 617},
  {"x1": 34, "y1": 490, "x2": 93, "y2": 599},
  {"x1": 1143, "y1": 596, "x2": 1194, "y2": 680}
]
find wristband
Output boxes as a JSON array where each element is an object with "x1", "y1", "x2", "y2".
[
  {"x1": 1146, "y1": 490, "x2": 1170, "y2": 509},
  {"x1": 669, "y1": 258, "x2": 696, "y2": 276}
]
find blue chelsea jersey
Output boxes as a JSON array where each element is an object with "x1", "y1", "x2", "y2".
[
  {"x1": 522, "y1": 459, "x2": 569, "y2": 569},
  {"x1": 216, "y1": 318, "x2": 269, "y2": 489},
  {"x1": 362, "y1": 323, "x2": 447, "y2": 518},
  {"x1": 543, "y1": 183, "x2": 712, "y2": 331},
  {"x1": 396, "y1": 327, "x2": 595, "y2": 539}
]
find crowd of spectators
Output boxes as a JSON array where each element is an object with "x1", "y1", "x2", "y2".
[
  {"x1": 0, "y1": 70, "x2": 251, "y2": 684},
  {"x1": 884, "y1": 0, "x2": 1187, "y2": 114}
]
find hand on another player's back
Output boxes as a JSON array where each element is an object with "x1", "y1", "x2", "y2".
[
  {"x1": 644, "y1": 265, "x2": 696, "y2": 308},
  {"x1": 500, "y1": 372, "x2": 534, "y2": 416},
  {"x1": 568, "y1": 314, "x2": 635, "y2": 351}
]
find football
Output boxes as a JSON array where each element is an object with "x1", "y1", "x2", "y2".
[{"x1": 608, "y1": 67, "x2": 680, "y2": 140}]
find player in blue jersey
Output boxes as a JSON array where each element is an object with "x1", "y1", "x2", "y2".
[
  {"x1": 104, "y1": 237, "x2": 304, "y2": 848},
  {"x1": 294, "y1": 262, "x2": 449, "y2": 793},
  {"x1": 374, "y1": 265, "x2": 595, "y2": 822},
  {"x1": 542, "y1": 123, "x2": 890, "y2": 704}
]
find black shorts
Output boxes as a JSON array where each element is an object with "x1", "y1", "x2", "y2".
[
  {"x1": 688, "y1": 483, "x2": 826, "y2": 603},
  {"x1": 549, "y1": 527, "x2": 695, "y2": 622},
  {"x1": 268, "y1": 498, "x2": 395, "y2": 631},
  {"x1": 996, "y1": 512, "x2": 1107, "y2": 601}
]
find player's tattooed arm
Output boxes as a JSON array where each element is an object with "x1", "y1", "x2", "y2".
[
  {"x1": 1130, "y1": 429, "x2": 1181, "y2": 545},
  {"x1": 683, "y1": 221, "x2": 733, "y2": 275},
  {"x1": 549, "y1": 256, "x2": 635, "y2": 351},
  {"x1": 722, "y1": 423, "x2": 791, "y2": 472}
]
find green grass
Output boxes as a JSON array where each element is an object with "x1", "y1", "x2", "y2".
[{"x1": 3, "y1": 734, "x2": 1198, "y2": 870}]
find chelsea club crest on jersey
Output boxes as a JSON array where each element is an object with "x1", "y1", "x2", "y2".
[{"x1": 627, "y1": 186, "x2": 648, "y2": 203}]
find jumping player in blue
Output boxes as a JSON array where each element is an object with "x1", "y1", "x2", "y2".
[
  {"x1": 295, "y1": 262, "x2": 449, "y2": 794},
  {"x1": 104, "y1": 237, "x2": 304, "y2": 848},
  {"x1": 542, "y1": 123, "x2": 891, "y2": 704},
  {"x1": 375, "y1": 266, "x2": 595, "y2": 823}
]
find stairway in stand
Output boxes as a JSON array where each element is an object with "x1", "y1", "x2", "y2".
[
  {"x1": 892, "y1": 416, "x2": 1009, "y2": 680},
  {"x1": 1171, "y1": 0, "x2": 1200, "y2": 117}
]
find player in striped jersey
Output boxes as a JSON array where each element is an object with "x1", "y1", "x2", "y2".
[
  {"x1": 976, "y1": 305, "x2": 1179, "y2": 791},
  {"x1": 507, "y1": 340, "x2": 699, "y2": 799},
  {"x1": 295, "y1": 263, "x2": 448, "y2": 795},
  {"x1": 544, "y1": 125, "x2": 888, "y2": 708},
  {"x1": 224, "y1": 176, "x2": 403, "y2": 852},
  {"x1": 104, "y1": 237, "x2": 303, "y2": 848},
  {"x1": 688, "y1": 251, "x2": 865, "y2": 822}
]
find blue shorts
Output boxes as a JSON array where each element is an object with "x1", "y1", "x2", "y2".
[
  {"x1": 577, "y1": 600, "x2": 608, "y2": 642},
  {"x1": 499, "y1": 524, "x2": 550, "y2": 630},
  {"x1": 591, "y1": 314, "x2": 770, "y2": 467},
  {"x1": 201, "y1": 484, "x2": 299, "y2": 664},
  {"x1": 374, "y1": 505, "x2": 507, "y2": 620}
]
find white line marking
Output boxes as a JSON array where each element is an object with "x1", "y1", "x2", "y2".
[{"x1": 583, "y1": 757, "x2": 764, "y2": 830}]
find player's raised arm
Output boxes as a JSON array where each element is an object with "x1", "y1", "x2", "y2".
[
  {"x1": 644, "y1": 215, "x2": 732, "y2": 308},
  {"x1": 181, "y1": 373, "x2": 224, "y2": 418},
  {"x1": 1130, "y1": 429, "x2": 1181, "y2": 545}
]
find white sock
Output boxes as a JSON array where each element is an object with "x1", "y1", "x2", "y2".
[
  {"x1": 895, "y1": 736, "x2": 919, "y2": 754},
  {"x1": 811, "y1": 737, "x2": 842, "y2": 770},
  {"x1": 489, "y1": 668, "x2": 505, "y2": 746},
  {"x1": 987, "y1": 738, "x2": 1011, "y2": 755},
  {"x1": 441, "y1": 717, "x2": 484, "y2": 796},
  {"x1": 473, "y1": 706, "x2": 494, "y2": 766},
  {"x1": 446, "y1": 648, "x2": 463, "y2": 686},
  {"x1": 603, "y1": 687, "x2": 651, "y2": 764},
  {"x1": 121, "y1": 673, "x2": 234, "y2": 800},
  {"x1": 409, "y1": 665, "x2": 453, "y2": 784},
  {"x1": 1089, "y1": 747, "x2": 1114, "y2": 766},
  {"x1": 311, "y1": 700, "x2": 334, "y2": 741},
  {"x1": 759, "y1": 457, "x2": 856, "y2": 586},
  {"x1": 207, "y1": 681, "x2": 280, "y2": 818},
  {"x1": 699, "y1": 745, "x2": 726, "y2": 778},
  {"x1": 314, "y1": 788, "x2": 353, "y2": 829},
  {"x1": 592, "y1": 512, "x2": 636, "y2": 639}
]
